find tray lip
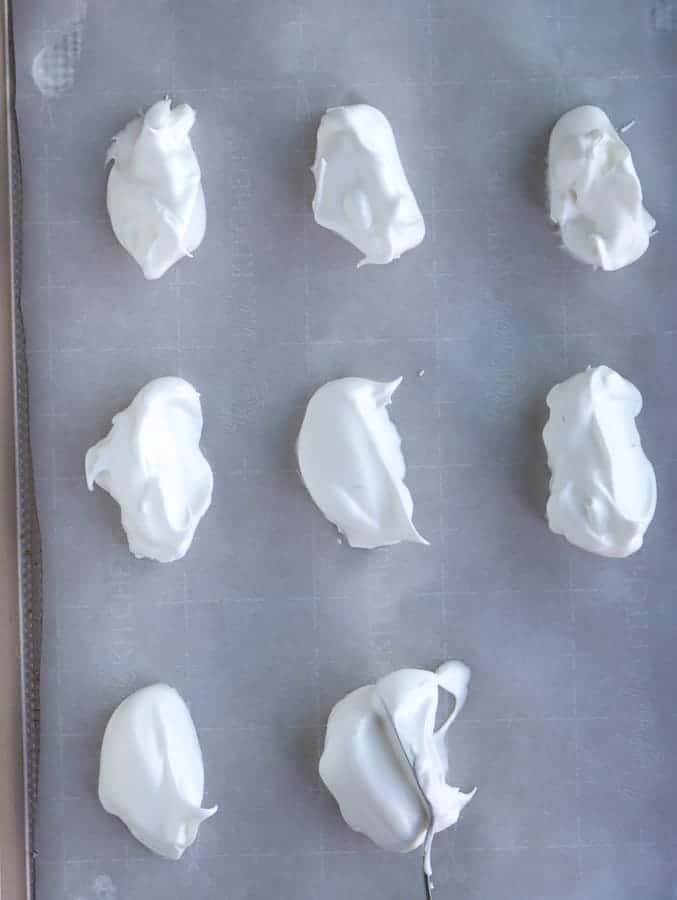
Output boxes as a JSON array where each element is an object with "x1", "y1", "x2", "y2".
[{"x1": 1, "y1": 0, "x2": 33, "y2": 894}]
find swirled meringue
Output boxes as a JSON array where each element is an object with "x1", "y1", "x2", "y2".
[
  {"x1": 99, "y1": 684, "x2": 217, "y2": 860},
  {"x1": 319, "y1": 661, "x2": 475, "y2": 879},
  {"x1": 543, "y1": 365, "x2": 656, "y2": 558},
  {"x1": 312, "y1": 104, "x2": 425, "y2": 266},
  {"x1": 547, "y1": 105, "x2": 654, "y2": 271},
  {"x1": 85, "y1": 377, "x2": 213, "y2": 563},
  {"x1": 106, "y1": 98, "x2": 206, "y2": 279},
  {"x1": 296, "y1": 376, "x2": 427, "y2": 549}
]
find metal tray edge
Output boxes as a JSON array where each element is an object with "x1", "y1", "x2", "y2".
[{"x1": 1, "y1": 0, "x2": 41, "y2": 895}]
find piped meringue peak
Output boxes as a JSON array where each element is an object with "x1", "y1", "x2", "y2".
[
  {"x1": 319, "y1": 661, "x2": 475, "y2": 886},
  {"x1": 543, "y1": 365, "x2": 657, "y2": 558},
  {"x1": 296, "y1": 376, "x2": 428, "y2": 549},
  {"x1": 99, "y1": 684, "x2": 217, "y2": 860},
  {"x1": 86, "y1": 377, "x2": 213, "y2": 563},
  {"x1": 312, "y1": 105, "x2": 425, "y2": 266},
  {"x1": 106, "y1": 98, "x2": 206, "y2": 280},
  {"x1": 547, "y1": 105, "x2": 655, "y2": 271}
]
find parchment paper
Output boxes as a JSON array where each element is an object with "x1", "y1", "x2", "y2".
[{"x1": 12, "y1": 1, "x2": 677, "y2": 897}]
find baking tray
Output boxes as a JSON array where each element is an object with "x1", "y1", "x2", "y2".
[
  {"x1": 1, "y1": 0, "x2": 41, "y2": 897},
  {"x1": 11, "y1": 1, "x2": 677, "y2": 898}
]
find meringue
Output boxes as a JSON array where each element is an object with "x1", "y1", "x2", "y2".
[
  {"x1": 312, "y1": 104, "x2": 425, "y2": 266},
  {"x1": 99, "y1": 684, "x2": 217, "y2": 860},
  {"x1": 543, "y1": 365, "x2": 656, "y2": 558},
  {"x1": 106, "y1": 98, "x2": 206, "y2": 279},
  {"x1": 85, "y1": 377, "x2": 213, "y2": 563},
  {"x1": 547, "y1": 105, "x2": 654, "y2": 271},
  {"x1": 319, "y1": 661, "x2": 475, "y2": 881},
  {"x1": 296, "y1": 377, "x2": 427, "y2": 548}
]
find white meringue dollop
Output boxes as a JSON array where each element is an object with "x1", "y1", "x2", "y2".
[
  {"x1": 99, "y1": 684, "x2": 217, "y2": 860},
  {"x1": 319, "y1": 661, "x2": 475, "y2": 878},
  {"x1": 547, "y1": 105, "x2": 655, "y2": 271},
  {"x1": 543, "y1": 365, "x2": 657, "y2": 558},
  {"x1": 312, "y1": 104, "x2": 425, "y2": 266},
  {"x1": 296, "y1": 376, "x2": 427, "y2": 549},
  {"x1": 106, "y1": 98, "x2": 206, "y2": 280},
  {"x1": 85, "y1": 377, "x2": 213, "y2": 563}
]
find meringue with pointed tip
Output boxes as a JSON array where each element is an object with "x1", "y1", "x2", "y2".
[
  {"x1": 99, "y1": 684, "x2": 217, "y2": 860},
  {"x1": 86, "y1": 377, "x2": 213, "y2": 563},
  {"x1": 297, "y1": 377, "x2": 427, "y2": 548},
  {"x1": 106, "y1": 98, "x2": 206, "y2": 279},
  {"x1": 547, "y1": 105, "x2": 655, "y2": 271},
  {"x1": 543, "y1": 365, "x2": 656, "y2": 558},
  {"x1": 312, "y1": 105, "x2": 425, "y2": 266},
  {"x1": 319, "y1": 661, "x2": 475, "y2": 879}
]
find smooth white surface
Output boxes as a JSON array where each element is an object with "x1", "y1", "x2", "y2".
[
  {"x1": 312, "y1": 105, "x2": 425, "y2": 266},
  {"x1": 319, "y1": 661, "x2": 475, "y2": 873},
  {"x1": 296, "y1": 376, "x2": 427, "y2": 549},
  {"x1": 547, "y1": 105, "x2": 655, "y2": 271},
  {"x1": 98, "y1": 684, "x2": 217, "y2": 860},
  {"x1": 106, "y1": 98, "x2": 206, "y2": 279},
  {"x1": 86, "y1": 377, "x2": 213, "y2": 563},
  {"x1": 543, "y1": 365, "x2": 656, "y2": 558}
]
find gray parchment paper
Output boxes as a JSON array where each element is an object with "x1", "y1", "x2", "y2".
[{"x1": 12, "y1": 1, "x2": 677, "y2": 897}]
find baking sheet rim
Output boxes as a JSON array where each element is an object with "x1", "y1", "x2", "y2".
[{"x1": 2, "y1": 0, "x2": 40, "y2": 895}]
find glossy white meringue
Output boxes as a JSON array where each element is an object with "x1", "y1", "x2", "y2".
[
  {"x1": 547, "y1": 105, "x2": 654, "y2": 271},
  {"x1": 106, "y1": 98, "x2": 206, "y2": 279},
  {"x1": 312, "y1": 104, "x2": 425, "y2": 266},
  {"x1": 319, "y1": 661, "x2": 475, "y2": 877},
  {"x1": 86, "y1": 377, "x2": 213, "y2": 563},
  {"x1": 543, "y1": 365, "x2": 656, "y2": 558},
  {"x1": 99, "y1": 684, "x2": 217, "y2": 860},
  {"x1": 296, "y1": 377, "x2": 427, "y2": 549}
]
